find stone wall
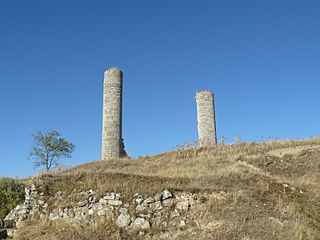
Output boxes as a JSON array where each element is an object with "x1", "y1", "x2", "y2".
[
  {"x1": 195, "y1": 90, "x2": 217, "y2": 146},
  {"x1": 2, "y1": 186, "x2": 228, "y2": 238},
  {"x1": 102, "y1": 67, "x2": 126, "y2": 160}
]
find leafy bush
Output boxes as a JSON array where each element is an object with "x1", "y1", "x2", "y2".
[{"x1": 0, "y1": 178, "x2": 25, "y2": 219}]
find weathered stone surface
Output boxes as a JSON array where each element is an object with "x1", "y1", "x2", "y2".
[
  {"x1": 162, "y1": 199, "x2": 174, "y2": 206},
  {"x1": 67, "y1": 209, "x2": 75, "y2": 218},
  {"x1": 195, "y1": 90, "x2": 217, "y2": 146},
  {"x1": 116, "y1": 212, "x2": 131, "y2": 228},
  {"x1": 3, "y1": 187, "x2": 205, "y2": 235},
  {"x1": 139, "y1": 213, "x2": 151, "y2": 219},
  {"x1": 49, "y1": 213, "x2": 59, "y2": 221},
  {"x1": 99, "y1": 198, "x2": 108, "y2": 204},
  {"x1": 104, "y1": 193, "x2": 116, "y2": 200},
  {"x1": 175, "y1": 201, "x2": 190, "y2": 211},
  {"x1": 150, "y1": 201, "x2": 163, "y2": 211},
  {"x1": 77, "y1": 200, "x2": 88, "y2": 207},
  {"x1": 115, "y1": 193, "x2": 121, "y2": 200},
  {"x1": 88, "y1": 189, "x2": 96, "y2": 195},
  {"x1": 132, "y1": 217, "x2": 150, "y2": 230},
  {"x1": 102, "y1": 67, "x2": 126, "y2": 160},
  {"x1": 88, "y1": 196, "x2": 97, "y2": 203},
  {"x1": 118, "y1": 208, "x2": 128, "y2": 214},
  {"x1": 136, "y1": 205, "x2": 146, "y2": 212},
  {"x1": 143, "y1": 197, "x2": 154, "y2": 205},
  {"x1": 6, "y1": 228, "x2": 15, "y2": 238},
  {"x1": 179, "y1": 220, "x2": 186, "y2": 227},
  {"x1": 88, "y1": 209, "x2": 94, "y2": 216},
  {"x1": 133, "y1": 193, "x2": 140, "y2": 198},
  {"x1": 162, "y1": 190, "x2": 173, "y2": 200},
  {"x1": 108, "y1": 200, "x2": 122, "y2": 206},
  {"x1": 154, "y1": 192, "x2": 162, "y2": 201},
  {"x1": 135, "y1": 198, "x2": 143, "y2": 205}
]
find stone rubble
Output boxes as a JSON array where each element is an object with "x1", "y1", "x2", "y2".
[{"x1": 2, "y1": 186, "x2": 218, "y2": 238}]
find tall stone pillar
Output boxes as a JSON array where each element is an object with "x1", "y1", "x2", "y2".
[
  {"x1": 195, "y1": 90, "x2": 217, "y2": 146},
  {"x1": 102, "y1": 67, "x2": 125, "y2": 160}
]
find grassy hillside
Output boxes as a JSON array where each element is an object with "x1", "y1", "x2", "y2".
[{"x1": 15, "y1": 138, "x2": 320, "y2": 240}]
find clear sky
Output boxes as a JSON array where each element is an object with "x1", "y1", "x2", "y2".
[{"x1": 1, "y1": 0, "x2": 319, "y2": 177}]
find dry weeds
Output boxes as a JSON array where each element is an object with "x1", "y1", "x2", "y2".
[{"x1": 16, "y1": 138, "x2": 320, "y2": 240}]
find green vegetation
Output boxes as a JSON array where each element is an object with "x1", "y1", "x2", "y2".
[
  {"x1": 0, "y1": 178, "x2": 25, "y2": 219},
  {"x1": 29, "y1": 130, "x2": 75, "y2": 171}
]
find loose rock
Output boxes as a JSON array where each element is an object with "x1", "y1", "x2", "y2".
[
  {"x1": 132, "y1": 217, "x2": 150, "y2": 230},
  {"x1": 162, "y1": 190, "x2": 173, "y2": 200},
  {"x1": 116, "y1": 212, "x2": 131, "y2": 228}
]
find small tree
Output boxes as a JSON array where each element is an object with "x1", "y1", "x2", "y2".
[{"x1": 29, "y1": 130, "x2": 75, "y2": 171}]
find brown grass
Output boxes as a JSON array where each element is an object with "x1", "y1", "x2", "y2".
[
  {"x1": 16, "y1": 138, "x2": 320, "y2": 240},
  {"x1": 14, "y1": 219, "x2": 122, "y2": 240}
]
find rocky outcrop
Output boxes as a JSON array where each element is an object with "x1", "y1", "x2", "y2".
[{"x1": 3, "y1": 185, "x2": 227, "y2": 238}]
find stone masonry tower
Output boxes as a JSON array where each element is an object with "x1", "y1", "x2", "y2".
[
  {"x1": 102, "y1": 67, "x2": 125, "y2": 160},
  {"x1": 195, "y1": 90, "x2": 217, "y2": 146}
]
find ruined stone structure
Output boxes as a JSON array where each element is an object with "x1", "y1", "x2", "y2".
[
  {"x1": 101, "y1": 67, "x2": 217, "y2": 157},
  {"x1": 195, "y1": 90, "x2": 217, "y2": 146},
  {"x1": 102, "y1": 67, "x2": 126, "y2": 160},
  {"x1": 3, "y1": 185, "x2": 211, "y2": 237}
]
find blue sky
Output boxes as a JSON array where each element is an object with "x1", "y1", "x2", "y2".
[{"x1": 0, "y1": 0, "x2": 319, "y2": 177}]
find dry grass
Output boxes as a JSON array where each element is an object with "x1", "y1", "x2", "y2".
[
  {"x1": 16, "y1": 138, "x2": 320, "y2": 240},
  {"x1": 14, "y1": 219, "x2": 122, "y2": 240}
]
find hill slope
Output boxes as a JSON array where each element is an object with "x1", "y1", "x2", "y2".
[{"x1": 9, "y1": 139, "x2": 320, "y2": 239}]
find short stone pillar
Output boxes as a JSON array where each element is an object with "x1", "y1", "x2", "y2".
[
  {"x1": 102, "y1": 67, "x2": 126, "y2": 160},
  {"x1": 195, "y1": 90, "x2": 217, "y2": 146}
]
